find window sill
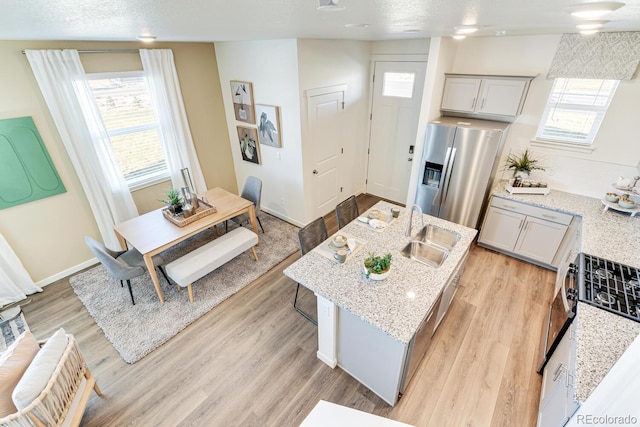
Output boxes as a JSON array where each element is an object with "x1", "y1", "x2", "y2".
[
  {"x1": 530, "y1": 139, "x2": 595, "y2": 154},
  {"x1": 129, "y1": 174, "x2": 171, "y2": 192}
]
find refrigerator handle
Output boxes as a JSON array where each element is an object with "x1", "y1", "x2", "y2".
[
  {"x1": 440, "y1": 148, "x2": 457, "y2": 206},
  {"x1": 432, "y1": 147, "x2": 453, "y2": 208}
]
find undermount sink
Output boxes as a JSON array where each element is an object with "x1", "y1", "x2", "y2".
[
  {"x1": 400, "y1": 240, "x2": 449, "y2": 268},
  {"x1": 415, "y1": 225, "x2": 460, "y2": 251}
]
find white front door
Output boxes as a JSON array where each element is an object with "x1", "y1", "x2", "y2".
[
  {"x1": 308, "y1": 90, "x2": 345, "y2": 219},
  {"x1": 366, "y1": 62, "x2": 427, "y2": 203}
]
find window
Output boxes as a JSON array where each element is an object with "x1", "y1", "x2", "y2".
[
  {"x1": 87, "y1": 72, "x2": 168, "y2": 189},
  {"x1": 535, "y1": 78, "x2": 619, "y2": 145},
  {"x1": 382, "y1": 72, "x2": 415, "y2": 98}
]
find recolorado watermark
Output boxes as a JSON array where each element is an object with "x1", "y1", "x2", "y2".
[{"x1": 575, "y1": 414, "x2": 638, "y2": 425}]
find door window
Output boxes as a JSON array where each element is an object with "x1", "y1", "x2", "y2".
[{"x1": 382, "y1": 72, "x2": 415, "y2": 98}]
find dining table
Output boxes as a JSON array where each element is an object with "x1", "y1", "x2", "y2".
[{"x1": 113, "y1": 187, "x2": 259, "y2": 303}]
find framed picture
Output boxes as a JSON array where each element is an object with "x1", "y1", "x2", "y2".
[
  {"x1": 255, "y1": 104, "x2": 282, "y2": 147},
  {"x1": 237, "y1": 126, "x2": 261, "y2": 165},
  {"x1": 230, "y1": 81, "x2": 255, "y2": 123}
]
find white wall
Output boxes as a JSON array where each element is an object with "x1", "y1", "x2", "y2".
[
  {"x1": 450, "y1": 34, "x2": 640, "y2": 198},
  {"x1": 297, "y1": 39, "x2": 371, "y2": 223},
  {"x1": 215, "y1": 39, "x2": 305, "y2": 225}
]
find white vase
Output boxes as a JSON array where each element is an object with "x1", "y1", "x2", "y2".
[
  {"x1": 364, "y1": 266, "x2": 390, "y2": 281},
  {"x1": 514, "y1": 170, "x2": 529, "y2": 179}
]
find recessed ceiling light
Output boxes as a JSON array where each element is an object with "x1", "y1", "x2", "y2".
[
  {"x1": 455, "y1": 25, "x2": 479, "y2": 34},
  {"x1": 137, "y1": 35, "x2": 157, "y2": 43},
  {"x1": 403, "y1": 29, "x2": 421, "y2": 34},
  {"x1": 453, "y1": 34, "x2": 467, "y2": 40},
  {"x1": 566, "y1": 1, "x2": 624, "y2": 18},
  {"x1": 576, "y1": 20, "x2": 609, "y2": 29},
  {"x1": 317, "y1": 0, "x2": 345, "y2": 11},
  {"x1": 495, "y1": 30, "x2": 507, "y2": 36},
  {"x1": 345, "y1": 23, "x2": 369, "y2": 28},
  {"x1": 580, "y1": 29, "x2": 600, "y2": 35}
]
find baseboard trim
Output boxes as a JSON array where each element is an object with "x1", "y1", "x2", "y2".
[
  {"x1": 36, "y1": 258, "x2": 99, "y2": 288},
  {"x1": 261, "y1": 207, "x2": 304, "y2": 228}
]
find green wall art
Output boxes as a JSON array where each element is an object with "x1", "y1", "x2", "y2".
[{"x1": 0, "y1": 116, "x2": 66, "y2": 209}]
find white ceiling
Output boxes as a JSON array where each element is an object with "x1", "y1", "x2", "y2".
[{"x1": 2, "y1": 0, "x2": 640, "y2": 42}]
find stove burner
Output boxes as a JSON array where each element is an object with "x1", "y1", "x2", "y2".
[
  {"x1": 625, "y1": 279, "x2": 640, "y2": 292},
  {"x1": 595, "y1": 292, "x2": 616, "y2": 306},
  {"x1": 593, "y1": 268, "x2": 613, "y2": 280},
  {"x1": 582, "y1": 253, "x2": 640, "y2": 322}
]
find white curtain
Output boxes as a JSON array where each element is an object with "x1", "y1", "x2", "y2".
[
  {"x1": 25, "y1": 50, "x2": 138, "y2": 249},
  {"x1": 0, "y1": 232, "x2": 41, "y2": 306},
  {"x1": 139, "y1": 49, "x2": 207, "y2": 194}
]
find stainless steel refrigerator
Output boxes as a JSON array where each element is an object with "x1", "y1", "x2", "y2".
[{"x1": 415, "y1": 117, "x2": 509, "y2": 229}]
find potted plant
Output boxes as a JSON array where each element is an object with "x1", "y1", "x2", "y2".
[
  {"x1": 363, "y1": 252, "x2": 392, "y2": 280},
  {"x1": 159, "y1": 188, "x2": 183, "y2": 215},
  {"x1": 504, "y1": 148, "x2": 545, "y2": 178}
]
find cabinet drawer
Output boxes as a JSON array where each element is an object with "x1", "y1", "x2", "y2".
[{"x1": 491, "y1": 197, "x2": 572, "y2": 225}]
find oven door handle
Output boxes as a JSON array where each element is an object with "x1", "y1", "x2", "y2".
[{"x1": 561, "y1": 269, "x2": 574, "y2": 314}]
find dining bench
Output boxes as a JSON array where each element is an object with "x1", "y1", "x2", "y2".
[{"x1": 165, "y1": 227, "x2": 259, "y2": 303}]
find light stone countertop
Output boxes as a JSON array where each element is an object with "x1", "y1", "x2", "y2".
[
  {"x1": 283, "y1": 201, "x2": 477, "y2": 344},
  {"x1": 491, "y1": 182, "x2": 640, "y2": 402}
]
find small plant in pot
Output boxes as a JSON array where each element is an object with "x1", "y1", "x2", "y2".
[
  {"x1": 504, "y1": 148, "x2": 545, "y2": 178},
  {"x1": 159, "y1": 188, "x2": 183, "y2": 215},
  {"x1": 364, "y1": 252, "x2": 392, "y2": 280}
]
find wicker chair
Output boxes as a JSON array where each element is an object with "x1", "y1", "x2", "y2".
[
  {"x1": 335, "y1": 195, "x2": 359, "y2": 229},
  {"x1": 0, "y1": 334, "x2": 101, "y2": 427},
  {"x1": 293, "y1": 217, "x2": 328, "y2": 325}
]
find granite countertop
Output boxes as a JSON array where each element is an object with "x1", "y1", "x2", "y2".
[
  {"x1": 283, "y1": 201, "x2": 477, "y2": 344},
  {"x1": 491, "y1": 182, "x2": 640, "y2": 402}
]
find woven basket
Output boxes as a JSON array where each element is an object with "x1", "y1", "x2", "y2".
[{"x1": 162, "y1": 199, "x2": 217, "y2": 227}]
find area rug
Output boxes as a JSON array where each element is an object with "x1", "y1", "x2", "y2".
[{"x1": 70, "y1": 213, "x2": 299, "y2": 364}]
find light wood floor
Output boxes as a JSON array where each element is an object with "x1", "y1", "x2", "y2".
[{"x1": 22, "y1": 194, "x2": 556, "y2": 426}]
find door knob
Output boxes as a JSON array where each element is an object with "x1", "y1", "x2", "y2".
[{"x1": 313, "y1": 169, "x2": 319, "y2": 175}]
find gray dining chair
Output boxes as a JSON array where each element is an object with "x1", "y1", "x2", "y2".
[
  {"x1": 84, "y1": 236, "x2": 169, "y2": 305},
  {"x1": 294, "y1": 217, "x2": 328, "y2": 325},
  {"x1": 335, "y1": 195, "x2": 359, "y2": 229},
  {"x1": 227, "y1": 176, "x2": 264, "y2": 233}
]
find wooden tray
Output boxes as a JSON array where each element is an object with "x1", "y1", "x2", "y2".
[
  {"x1": 162, "y1": 199, "x2": 217, "y2": 227},
  {"x1": 505, "y1": 180, "x2": 550, "y2": 195}
]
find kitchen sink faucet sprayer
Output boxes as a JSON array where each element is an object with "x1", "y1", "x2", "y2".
[{"x1": 405, "y1": 204, "x2": 424, "y2": 238}]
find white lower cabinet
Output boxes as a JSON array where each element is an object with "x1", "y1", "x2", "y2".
[
  {"x1": 537, "y1": 323, "x2": 579, "y2": 427},
  {"x1": 478, "y1": 196, "x2": 572, "y2": 267}
]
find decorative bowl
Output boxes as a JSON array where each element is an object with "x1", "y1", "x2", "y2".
[
  {"x1": 605, "y1": 193, "x2": 620, "y2": 203},
  {"x1": 332, "y1": 234, "x2": 347, "y2": 248},
  {"x1": 618, "y1": 199, "x2": 637, "y2": 209},
  {"x1": 368, "y1": 209, "x2": 381, "y2": 219}
]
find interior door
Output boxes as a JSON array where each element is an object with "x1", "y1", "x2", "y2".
[
  {"x1": 366, "y1": 61, "x2": 426, "y2": 204},
  {"x1": 308, "y1": 90, "x2": 345, "y2": 219}
]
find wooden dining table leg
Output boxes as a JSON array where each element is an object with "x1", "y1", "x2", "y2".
[
  {"x1": 143, "y1": 254, "x2": 166, "y2": 304},
  {"x1": 114, "y1": 230, "x2": 128, "y2": 251},
  {"x1": 247, "y1": 205, "x2": 260, "y2": 246}
]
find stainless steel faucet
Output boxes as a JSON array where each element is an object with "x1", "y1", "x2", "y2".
[{"x1": 405, "y1": 204, "x2": 424, "y2": 238}]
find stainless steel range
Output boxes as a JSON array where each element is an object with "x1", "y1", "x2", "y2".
[
  {"x1": 538, "y1": 252, "x2": 640, "y2": 373},
  {"x1": 580, "y1": 253, "x2": 640, "y2": 321}
]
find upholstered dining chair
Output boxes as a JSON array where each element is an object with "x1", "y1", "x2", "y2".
[
  {"x1": 226, "y1": 176, "x2": 265, "y2": 233},
  {"x1": 84, "y1": 236, "x2": 169, "y2": 305},
  {"x1": 294, "y1": 217, "x2": 328, "y2": 325},
  {"x1": 335, "y1": 195, "x2": 359, "y2": 229}
]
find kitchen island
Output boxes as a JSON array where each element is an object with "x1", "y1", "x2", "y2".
[
  {"x1": 490, "y1": 183, "x2": 640, "y2": 403},
  {"x1": 283, "y1": 201, "x2": 477, "y2": 405}
]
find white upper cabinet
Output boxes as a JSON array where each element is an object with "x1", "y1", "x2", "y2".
[
  {"x1": 441, "y1": 74, "x2": 535, "y2": 119},
  {"x1": 440, "y1": 77, "x2": 482, "y2": 112}
]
